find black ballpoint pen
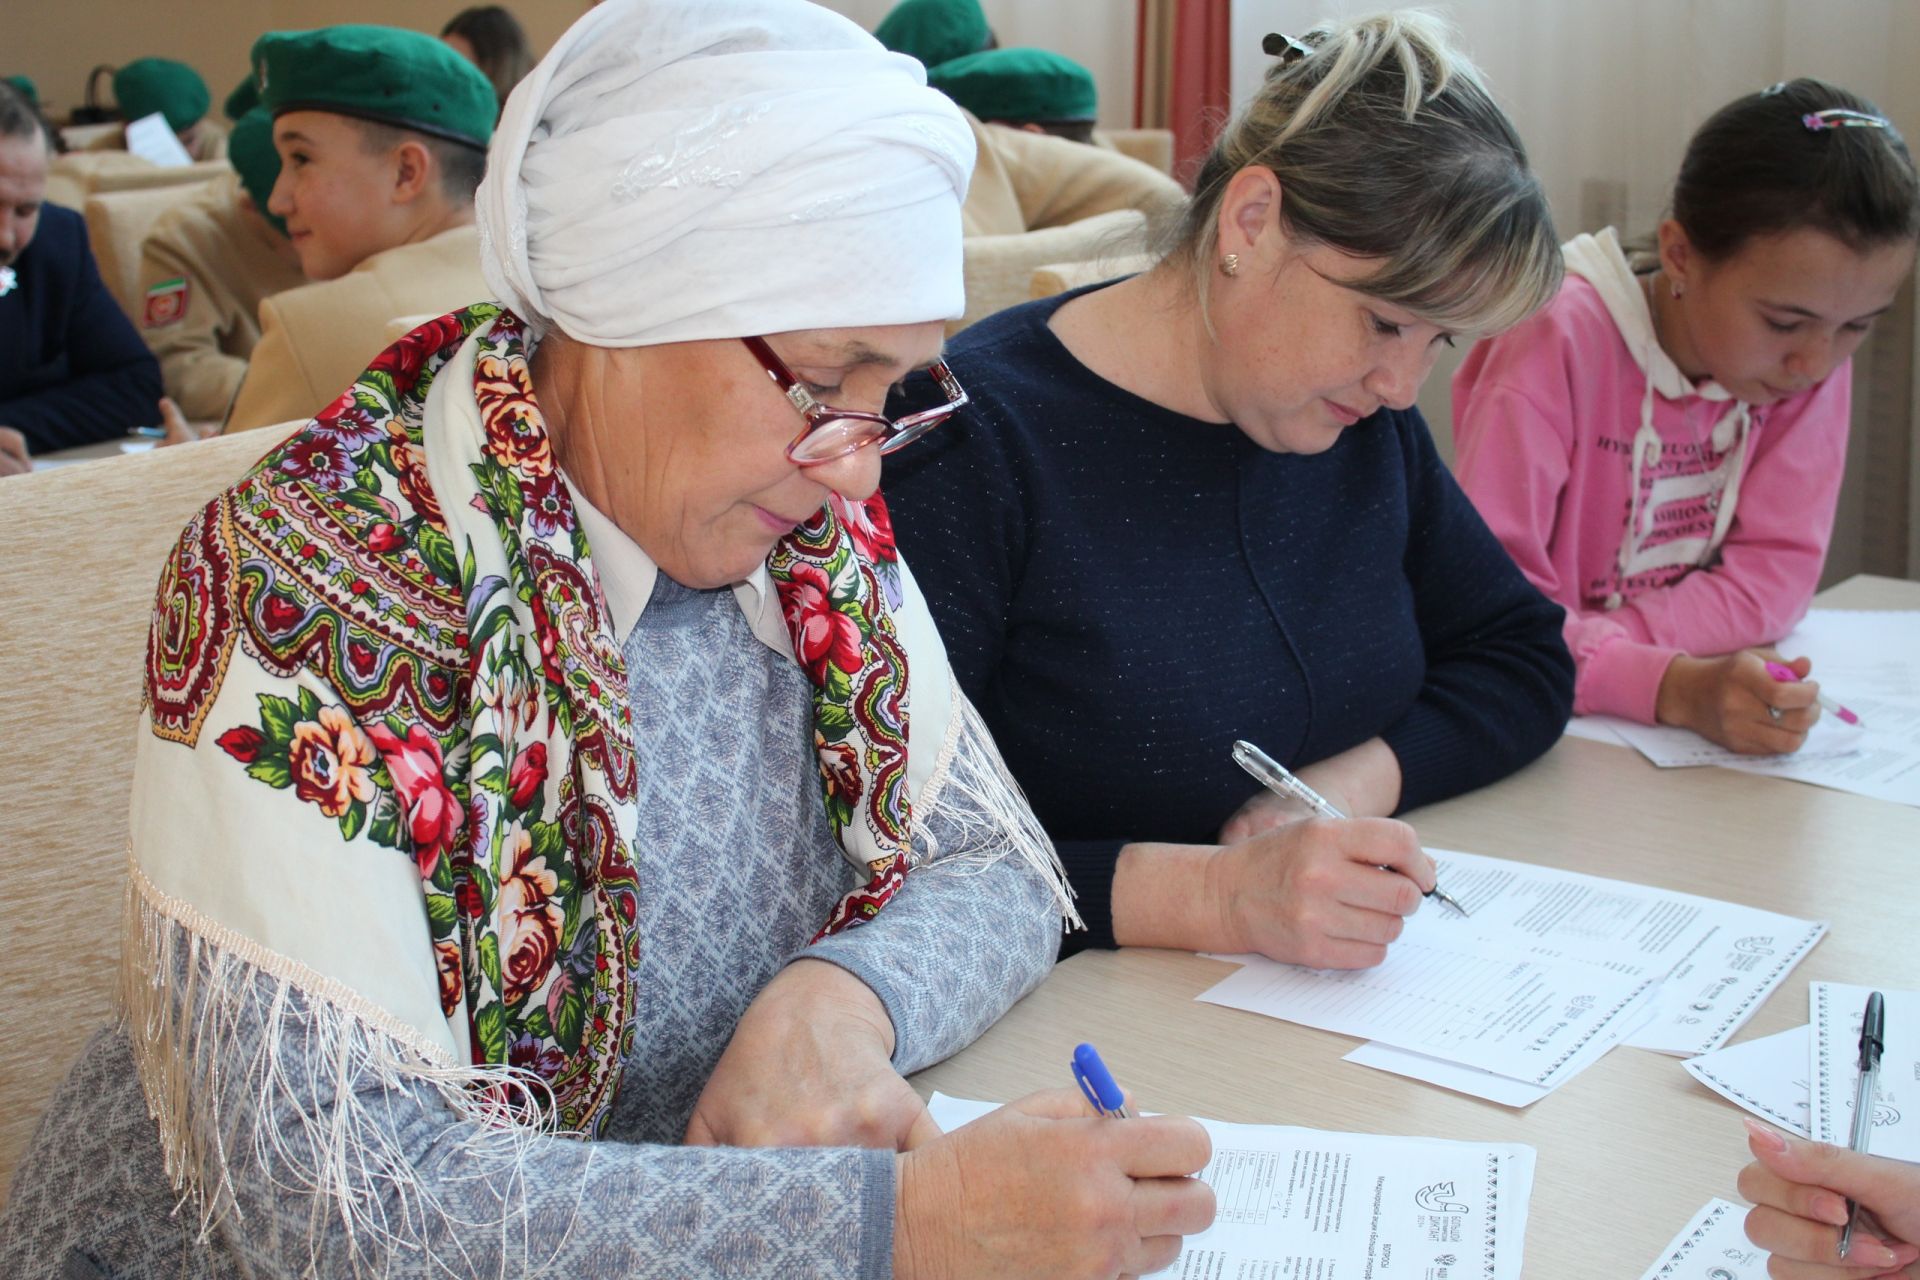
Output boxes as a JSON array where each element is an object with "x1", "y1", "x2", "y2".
[{"x1": 1839, "y1": 989, "x2": 1886, "y2": 1259}]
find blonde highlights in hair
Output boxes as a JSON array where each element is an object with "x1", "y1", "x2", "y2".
[{"x1": 1170, "y1": 10, "x2": 1561, "y2": 338}]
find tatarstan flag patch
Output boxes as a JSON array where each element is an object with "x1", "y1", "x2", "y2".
[{"x1": 144, "y1": 277, "x2": 189, "y2": 328}]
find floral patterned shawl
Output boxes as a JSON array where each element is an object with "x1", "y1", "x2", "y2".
[{"x1": 140, "y1": 305, "x2": 925, "y2": 1136}]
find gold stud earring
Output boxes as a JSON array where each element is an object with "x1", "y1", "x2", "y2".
[{"x1": 1219, "y1": 253, "x2": 1240, "y2": 277}]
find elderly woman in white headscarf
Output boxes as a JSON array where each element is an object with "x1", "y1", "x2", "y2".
[{"x1": 0, "y1": 3, "x2": 1216, "y2": 1278}]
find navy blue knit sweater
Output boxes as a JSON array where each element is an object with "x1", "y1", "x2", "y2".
[
  {"x1": 884, "y1": 286, "x2": 1574, "y2": 953},
  {"x1": 1, "y1": 204, "x2": 162, "y2": 452}
]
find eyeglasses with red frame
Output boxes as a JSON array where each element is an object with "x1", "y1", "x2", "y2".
[{"x1": 742, "y1": 335, "x2": 969, "y2": 466}]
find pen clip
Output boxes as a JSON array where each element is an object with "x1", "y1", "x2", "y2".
[{"x1": 1072, "y1": 1042, "x2": 1128, "y2": 1118}]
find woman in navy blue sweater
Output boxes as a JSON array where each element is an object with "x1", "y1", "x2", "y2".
[{"x1": 884, "y1": 14, "x2": 1574, "y2": 964}]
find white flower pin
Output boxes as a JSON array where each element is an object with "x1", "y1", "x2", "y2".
[{"x1": 0, "y1": 266, "x2": 16, "y2": 297}]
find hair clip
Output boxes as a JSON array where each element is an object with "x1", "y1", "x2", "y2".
[
  {"x1": 1261, "y1": 32, "x2": 1315, "y2": 64},
  {"x1": 1761, "y1": 81, "x2": 1788, "y2": 97},
  {"x1": 1803, "y1": 108, "x2": 1891, "y2": 132}
]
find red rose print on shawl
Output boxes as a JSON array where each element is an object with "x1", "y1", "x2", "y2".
[
  {"x1": 366, "y1": 722, "x2": 466, "y2": 878},
  {"x1": 782, "y1": 562, "x2": 863, "y2": 685}
]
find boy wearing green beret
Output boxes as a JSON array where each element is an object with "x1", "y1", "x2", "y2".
[
  {"x1": 928, "y1": 47, "x2": 1099, "y2": 144},
  {"x1": 224, "y1": 24, "x2": 496, "y2": 433},
  {"x1": 137, "y1": 108, "x2": 304, "y2": 422},
  {"x1": 873, "y1": 0, "x2": 994, "y2": 69},
  {"x1": 99, "y1": 57, "x2": 229, "y2": 161}
]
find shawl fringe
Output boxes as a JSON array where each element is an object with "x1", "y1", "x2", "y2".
[
  {"x1": 120, "y1": 860, "x2": 584, "y2": 1277},
  {"x1": 916, "y1": 687, "x2": 1082, "y2": 931}
]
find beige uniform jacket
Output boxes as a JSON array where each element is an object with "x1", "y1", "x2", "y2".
[
  {"x1": 224, "y1": 224, "x2": 487, "y2": 434},
  {"x1": 137, "y1": 173, "x2": 305, "y2": 420},
  {"x1": 961, "y1": 115, "x2": 1185, "y2": 238}
]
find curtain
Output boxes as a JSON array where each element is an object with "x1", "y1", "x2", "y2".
[{"x1": 1137, "y1": 0, "x2": 1232, "y2": 186}]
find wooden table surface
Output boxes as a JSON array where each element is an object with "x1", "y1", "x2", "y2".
[{"x1": 911, "y1": 574, "x2": 1920, "y2": 1278}]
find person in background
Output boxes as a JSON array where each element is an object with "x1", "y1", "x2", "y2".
[
  {"x1": 1738, "y1": 1118, "x2": 1920, "y2": 1276},
  {"x1": 885, "y1": 14, "x2": 1573, "y2": 968},
  {"x1": 874, "y1": 0, "x2": 994, "y2": 69},
  {"x1": 929, "y1": 47, "x2": 1100, "y2": 144},
  {"x1": 1453, "y1": 81, "x2": 1919, "y2": 756},
  {"x1": 0, "y1": 81, "x2": 162, "y2": 472},
  {"x1": 223, "y1": 25, "x2": 495, "y2": 434},
  {"x1": 95, "y1": 57, "x2": 228, "y2": 160},
  {"x1": 442, "y1": 5, "x2": 536, "y2": 114},
  {"x1": 138, "y1": 107, "x2": 303, "y2": 422}
]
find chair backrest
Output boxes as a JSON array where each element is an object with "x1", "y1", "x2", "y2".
[
  {"x1": 1030, "y1": 250, "x2": 1160, "y2": 302},
  {"x1": 957, "y1": 207, "x2": 1150, "y2": 335},
  {"x1": 1097, "y1": 127, "x2": 1177, "y2": 177},
  {"x1": 89, "y1": 159, "x2": 228, "y2": 194},
  {"x1": 0, "y1": 429, "x2": 278, "y2": 1199},
  {"x1": 83, "y1": 179, "x2": 220, "y2": 323}
]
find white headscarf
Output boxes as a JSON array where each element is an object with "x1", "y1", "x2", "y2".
[{"x1": 476, "y1": 0, "x2": 975, "y2": 347}]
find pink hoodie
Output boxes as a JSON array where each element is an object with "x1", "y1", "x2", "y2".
[{"x1": 1451, "y1": 229, "x2": 1849, "y2": 723}]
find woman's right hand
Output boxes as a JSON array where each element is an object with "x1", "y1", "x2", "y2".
[
  {"x1": 1655, "y1": 649, "x2": 1820, "y2": 754},
  {"x1": 1738, "y1": 1118, "x2": 1920, "y2": 1277},
  {"x1": 1208, "y1": 818, "x2": 1431, "y2": 968},
  {"x1": 894, "y1": 1089, "x2": 1215, "y2": 1280}
]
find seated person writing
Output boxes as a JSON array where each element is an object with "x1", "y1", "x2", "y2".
[
  {"x1": 885, "y1": 14, "x2": 1575, "y2": 967},
  {"x1": 0, "y1": 82, "x2": 162, "y2": 472},
  {"x1": 223, "y1": 26, "x2": 494, "y2": 434},
  {"x1": 0, "y1": 3, "x2": 1215, "y2": 1276}
]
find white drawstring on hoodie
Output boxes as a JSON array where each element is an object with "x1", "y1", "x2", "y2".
[{"x1": 1561, "y1": 228, "x2": 1753, "y2": 609}]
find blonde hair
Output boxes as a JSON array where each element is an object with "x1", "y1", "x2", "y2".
[{"x1": 1168, "y1": 10, "x2": 1561, "y2": 337}]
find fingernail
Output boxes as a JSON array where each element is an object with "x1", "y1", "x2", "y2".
[
  {"x1": 1743, "y1": 1117, "x2": 1788, "y2": 1153},
  {"x1": 1815, "y1": 1192, "x2": 1849, "y2": 1226}
]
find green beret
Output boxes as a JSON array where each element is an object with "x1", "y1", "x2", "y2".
[
  {"x1": 228, "y1": 108, "x2": 287, "y2": 237},
  {"x1": 252, "y1": 24, "x2": 496, "y2": 149},
  {"x1": 114, "y1": 58, "x2": 210, "y2": 132},
  {"x1": 927, "y1": 48, "x2": 1097, "y2": 124},
  {"x1": 874, "y1": 0, "x2": 991, "y2": 70},
  {"x1": 224, "y1": 74, "x2": 259, "y2": 122},
  {"x1": 4, "y1": 75, "x2": 38, "y2": 107}
]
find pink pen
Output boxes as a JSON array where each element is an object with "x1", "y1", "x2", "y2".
[{"x1": 1764, "y1": 660, "x2": 1864, "y2": 727}]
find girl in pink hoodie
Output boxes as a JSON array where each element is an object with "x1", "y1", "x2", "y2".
[{"x1": 1453, "y1": 78, "x2": 1918, "y2": 754}]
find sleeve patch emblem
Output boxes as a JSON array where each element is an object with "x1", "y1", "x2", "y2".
[{"x1": 144, "y1": 277, "x2": 190, "y2": 328}]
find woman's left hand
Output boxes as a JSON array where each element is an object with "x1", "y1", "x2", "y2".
[{"x1": 684, "y1": 957, "x2": 940, "y2": 1151}]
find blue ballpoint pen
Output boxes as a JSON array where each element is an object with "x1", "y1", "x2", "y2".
[
  {"x1": 1839, "y1": 990, "x2": 1886, "y2": 1259},
  {"x1": 1072, "y1": 1042, "x2": 1131, "y2": 1119},
  {"x1": 1231, "y1": 739, "x2": 1470, "y2": 917}
]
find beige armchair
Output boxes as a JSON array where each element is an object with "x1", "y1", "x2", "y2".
[
  {"x1": 957, "y1": 207, "x2": 1152, "y2": 335},
  {"x1": 0, "y1": 429, "x2": 288, "y2": 1198},
  {"x1": 83, "y1": 175, "x2": 223, "y2": 324},
  {"x1": 1096, "y1": 127, "x2": 1177, "y2": 177}
]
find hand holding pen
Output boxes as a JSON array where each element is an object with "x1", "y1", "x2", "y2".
[{"x1": 1232, "y1": 741, "x2": 1469, "y2": 917}]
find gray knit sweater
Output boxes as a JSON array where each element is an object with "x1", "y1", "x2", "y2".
[{"x1": 0, "y1": 572, "x2": 1061, "y2": 1279}]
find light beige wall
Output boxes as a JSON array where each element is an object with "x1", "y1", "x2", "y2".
[{"x1": 12, "y1": 0, "x2": 592, "y2": 123}]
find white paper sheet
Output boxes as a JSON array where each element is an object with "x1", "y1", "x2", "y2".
[
  {"x1": 1777, "y1": 610, "x2": 1920, "y2": 699},
  {"x1": 1711, "y1": 698, "x2": 1920, "y2": 806},
  {"x1": 1809, "y1": 983, "x2": 1920, "y2": 1163},
  {"x1": 123, "y1": 111, "x2": 194, "y2": 167},
  {"x1": 1563, "y1": 714, "x2": 1629, "y2": 744},
  {"x1": 928, "y1": 1093, "x2": 1536, "y2": 1280},
  {"x1": 1405, "y1": 849, "x2": 1827, "y2": 1057},
  {"x1": 1345, "y1": 990, "x2": 1661, "y2": 1107},
  {"x1": 1681, "y1": 1024, "x2": 1811, "y2": 1136},
  {"x1": 1609, "y1": 705, "x2": 1869, "y2": 767},
  {"x1": 1199, "y1": 936, "x2": 1653, "y2": 1090},
  {"x1": 1638, "y1": 1198, "x2": 1769, "y2": 1280}
]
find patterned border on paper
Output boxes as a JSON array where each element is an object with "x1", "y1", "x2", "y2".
[
  {"x1": 1696, "y1": 923, "x2": 1829, "y2": 1054},
  {"x1": 1532, "y1": 976, "x2": 1659, "y2": 1086},
  {"x1": 1811, "y1": 982, "x2": 1839, "y2": 1142},
  {"x1": 1646, "y1": 1199, "x2": 1738, "y2": 1278},
  {"x1": 1684, "y1": 1056, "x2": 1806, "y2": 1135}
]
